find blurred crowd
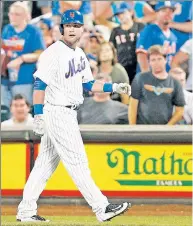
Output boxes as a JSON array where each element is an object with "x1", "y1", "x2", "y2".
[{"x1": 1, "y1": 1, "x2": 192, "y2": 127}]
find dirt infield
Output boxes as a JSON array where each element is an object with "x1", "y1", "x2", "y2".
[{"x1": 2, "y1": 204, "x2": 192, "y2": 217}]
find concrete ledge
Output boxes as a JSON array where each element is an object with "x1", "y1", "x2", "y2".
[{"x1": 2, "y1": 197, "x2": 192, "y2": 206}]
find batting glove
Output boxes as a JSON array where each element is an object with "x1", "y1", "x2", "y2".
[
  {"x1": 33, "y1": 114, "x2": 45, "y2": 137},
  {"x1": 113, "y1": 83, "x2": 131, "y2": 96}
]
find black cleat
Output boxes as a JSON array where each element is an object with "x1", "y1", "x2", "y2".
[{"x1": 17, "y1": 215, "x2": 50, "y2": 222}]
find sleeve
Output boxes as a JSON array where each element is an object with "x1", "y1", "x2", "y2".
[
  {"x1": 131, "y1": 73, "x2": 143, "y2": 100},
  {"x1": 82, "y1": 53, "x2": 94, "y2": 83},
  {"x1": 136, "y1": 25, "x2": 153, "y2": 54},
  {"x1": 172, "y1": 79, "x2": 186, "y2": 107},
  {"x1": 109, "y1": 29, "x2": 117, "y2": 48},
  {"x1": 33, "y1": 48, "x2": 57, "y2": 85},
  {"x1": 31, "y1": 27, "x2": 46, "y2": 52},
  {"x1": 180, "y1": 39, "x2": 192, "y2": 55}
]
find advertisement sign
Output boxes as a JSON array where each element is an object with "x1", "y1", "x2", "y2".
[{"x1": 42, "y1": 144, "x2": 192, "y2": 193}]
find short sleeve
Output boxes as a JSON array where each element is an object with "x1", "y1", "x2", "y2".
[
  {"x1": 131, "y1": 73, "x2": 143, "y2": 100},
  {"x1": 82, "y1": 53, "x2": 94, "y2": 83},
  {"x1": 180, "y1": 39, "x2": 192, "y2": 56},
  {"x1": 109, "y1": 29, "x2": 117, "y2": 48},
  {"x1": 136, "y1": 25, "x2": 153, "y2": 54},
  {"x1": 172, "y1": 79, "x2": 186, "y2": 107},
  {"x1": 33, "y1": 47, "x2": 58, "y2": 85}
]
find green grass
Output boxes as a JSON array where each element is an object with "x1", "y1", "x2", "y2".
[{"x1": 1, "y1": 216, "x2": 192, "y2": 226}]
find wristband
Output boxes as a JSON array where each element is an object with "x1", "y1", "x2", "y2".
[
  {"x1": 103, "y1": 83, "x2": 113, "y2": 92},
  {"x1": 34, "y1": 104, "x2": 43, "y2": 115}
]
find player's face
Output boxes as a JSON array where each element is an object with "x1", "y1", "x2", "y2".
[
  {"x1": 99, "y1": 43, "x2": 114, "y2": 62},
  {"x1": 149, "y1": 54, "x2": 167, "y2": 74},
  {"x1": 9, "y1": 6, "x2": 26, "y2": 27},
  {"x1": 170, "y1": 68, "x2": 186, "y2": 88},
  {"x1": 117, "y1": 10, "x2": 133, "y2": 24},
  {"x1": 63, "y1": 24, "x2": 84, "y2": 46},
  {"x1": 11, "y1": 99, "x2": 30, "y2": 122},
  {"x1": 157, "y1": 8, "x2": 174, "y2": 25}
]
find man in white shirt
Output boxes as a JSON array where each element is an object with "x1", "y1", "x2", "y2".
[
  {"x1": 1, "y1": 94, "x2": 33, "y2": 128},
  {"x1": 171, "y1": 39, "x2": 192, "y2": 91},
  {"x1": 170, "y1": 67, "x2": 193, "y2": 124}
]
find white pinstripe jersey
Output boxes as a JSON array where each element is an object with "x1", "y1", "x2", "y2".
[{"x1": 34, "y1": 40, "x2": 93, "y2": 106}]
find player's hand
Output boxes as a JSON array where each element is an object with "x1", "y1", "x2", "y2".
[
  {"x1": 33, "y1": 114, "x2": 45, "y2": 137},
  {"x1": 113, "y1": 83, "x2": 131, "y2": 96}
]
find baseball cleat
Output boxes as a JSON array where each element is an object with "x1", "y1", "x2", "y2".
[
  {"x1": 97, "y1": 202, "x2": 131, "y2": 222},
  {"x1": 17, "y1": 215, "x2": 50, "y2": 222}
]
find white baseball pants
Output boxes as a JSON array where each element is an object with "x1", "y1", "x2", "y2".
[{"x1": 17, "y1": 105, "x2": 109, "y2": 219}]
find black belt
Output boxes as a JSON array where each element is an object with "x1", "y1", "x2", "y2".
[{"x1": 65, "y1": 105, "x2": 80, "y2": 110}]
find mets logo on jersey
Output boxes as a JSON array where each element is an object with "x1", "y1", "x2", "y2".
[
  {"x1": 65, "y1": 56, "x2": 86, "y2": 78},
  {"x1": 70, "y1": 12, "x2": 75, "y2": 18},
  {"x1": 144, "y1": 84, "x2": 173, "y2": 96}
]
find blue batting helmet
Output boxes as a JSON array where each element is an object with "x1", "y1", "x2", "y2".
[{"x1": 60, "y1": 9, "x2": 84, "y2": 34}]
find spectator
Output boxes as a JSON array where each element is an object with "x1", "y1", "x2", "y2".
[
  {"x1": 91, "y1": 1, "x2": 119, "y2": 29},
  {"x1": 1, "y1": 1, "x2": 45, "y2": 108},
  {"x1": 84, "y1": 32, "x2": 101, "y2": 57},
  {"x1": 166, "y1": 1, "x2": 192, "y2": 50},
  {"x1": 1, "y1": 94, "x2": 33, "y2": 127},
  {"x1": 170, "y1": 67, "x2": 193, "y2": 125},
  {"x1": 97, "y1": 41, "x2": 129, "y2": 104},
  {"x1": 37, "y1": 18, "x2": 54, "y2": 47},
  {"x1": 109, "y1": 2, "x2": 144, "y2": 84},
  {"x1": 136, "y1": 1, "x2": 177, "y2": 73},
  {"x1": 129, "y1": 45, "x2": 185, "y2": 125},
  {"x1": 171, "y1": 39, "x2": 192, "y2": 92},
  {"x1": 52, "y1": 25, "x2": 61, "y2": 42},
  {"x1": 1, "y1": 48, "x2": 6, "y2": 70},
  {"x1": 127, "y1": 1, "x2": 156, "y2": 24},
  {"x1": 77, "y1": 74, "x2": 129, "y2": 124},
  {"x1": 37, "y1": 1, "x2": 52, "y2": 15}
]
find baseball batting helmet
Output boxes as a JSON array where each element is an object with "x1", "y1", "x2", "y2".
[{"x1": 60, "y1": 9, "x2": 84, "y2": 35}]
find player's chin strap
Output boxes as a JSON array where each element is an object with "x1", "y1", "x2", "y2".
[
  {"x1": 82, "y1": 80, "x2": 114, "y2": 92},
  {"x1": 33, "y1": 78, "x2": 47, "y2": 115}
]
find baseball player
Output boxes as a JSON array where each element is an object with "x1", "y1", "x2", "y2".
[{"x1": 16, "y1": 10, "x2": 131, "y2": 223}]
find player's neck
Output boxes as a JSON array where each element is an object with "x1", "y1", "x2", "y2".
[
  {"x1": 61, "y1": 37, "x2": 77, "y2": 49},
  {"x1": 13, "y1": 22, "x2": 27, "y2": 33}
]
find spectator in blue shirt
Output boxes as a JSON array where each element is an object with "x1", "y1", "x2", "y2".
[
  {"x1": 136, "y1": 1, "x2": 177, "y2": 73},
  {"x1": 168, "y1": 1, "x2": 192, "y2": 51},
  {"x1": 1, "y1": 1, "x2": 45, "y2": 108}
]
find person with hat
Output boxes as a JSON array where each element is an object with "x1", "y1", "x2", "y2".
[
  {"x1": 16, "y1": 9, "x2": 131, "y2": 223},
  {"x1": 38, "y1": 18, "x2": 55, "y2": 47},
  {"x1": 136, "y1": 1, "x2": 177, "y2": 73},
  {"x1": 109, "y1": 2, "x2": 144, "y2": 84}
]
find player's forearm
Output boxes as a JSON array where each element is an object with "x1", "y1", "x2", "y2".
[
  {"x1": 137, "y1": 53, "x2": 150, "y2": 72},
  {"x1": 169, "y1": 21, "x2": 192, "y2": 33},
  {"x1": 167, "y1": 107, "x2": 184, "y2": 125},
  {"x1": 33, "y1": 90, "x2": 45, "y2": 105},
  {"x1": 21, "y1": 51, "x2": 43, "y2": 63},
  {"x1": 129, "y1": 97, "x2": 138, "y2": 125},
  {"x1": 33, "y1": 78, "x2": 47, "y2": 115}
]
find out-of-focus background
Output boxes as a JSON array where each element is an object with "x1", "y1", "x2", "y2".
[{"x1": 1, "y1": 1, "x2": 192, "y2": 226}]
